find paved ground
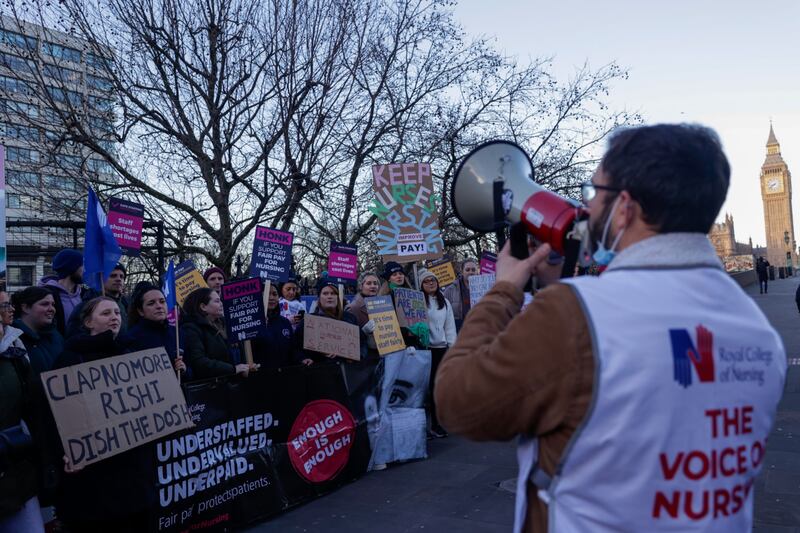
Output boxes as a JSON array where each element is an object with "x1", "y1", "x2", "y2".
[{"x1": 249, "y1": 277, "x2": 800, "y2": 533}]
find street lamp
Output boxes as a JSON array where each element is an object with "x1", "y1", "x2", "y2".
[{"x1": 784, "y1": 231, "x2": 792, "y2": 276}]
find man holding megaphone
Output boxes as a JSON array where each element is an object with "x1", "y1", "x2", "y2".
[{"x1": 435, "y1": 124, "x2": 786, "y2": 532}]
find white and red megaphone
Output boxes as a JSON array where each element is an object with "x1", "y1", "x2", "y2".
[{"x1": 451, "y1": 140, "x2": 587, "y2": 256}]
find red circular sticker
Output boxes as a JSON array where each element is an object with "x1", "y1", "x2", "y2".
[{"x1": 287, "y1": 399, "x2": 356, "y2": 483}]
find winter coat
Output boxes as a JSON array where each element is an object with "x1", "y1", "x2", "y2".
[
  {"x1": 0, "y1": 327, "x2": 38, "y2": 517},
  {"x1": 442, "y1": 277, "x2": 471, "y2": 323},
  {"x1": 293, "y1": 309, "x2": 367, "y2": 364},
  {"x1": 65, "y1": 289, "x2": 130, "y2": 339},
  {"x1": 181, "y1": 314, "x2": 236, "y2": 380},
  {"x1": 51, "y1": 331, "x2": 156, "y2": 523},
  {"x1": 426, "y1": 297, "x2": 457, "y2": 348},
  {"x1": 13, "y1": 319, "x2": 65, "y2": 376},
  {"x1": 251, "y1": 313, "x2": 295, "y2": 369},
  {"x1": 41, "y1": 279, "x2": 82, "y2": 336},
  {"x1": 345, "y1": 293, "x2": 379, "y2": 357},
  {"x1": 125, "y1": 319, "x2": 189, "y2": 380}
]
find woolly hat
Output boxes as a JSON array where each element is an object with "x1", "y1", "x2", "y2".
[
  {"x1": 203, "y1": 267, "x2": 226, "y2": 283},
  {"x1": 315, "y1": 277, "x2": 339, "y2": 294},
  {"x1": 417, "y1": 269, "x2": 438, "y2": 285},
  {"x1": 112, "y1": 263, "x2": 127, "y2": 276},
  {"x1": 52, "y1": 249, "x2": 83, "y2": 278},
  {"x1": 382, "y1": 261, "x2": 403, "y2": 280}
]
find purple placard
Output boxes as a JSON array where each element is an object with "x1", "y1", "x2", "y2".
[
  {"x1": 250, "y1": 225, "x2": 294, "y2": 282},
  {"x1": 479, "y1": 252, "x2": 497, "y2": 275},
  {"x1": 221, "y1": 277, "x2": 266, "y2": 342},
  {"x1": 327, "y1": 242, "x2": 358, "y2": 283},
  {"x1": 107, "y1": 197, "x2": 145, "y2": 256}
]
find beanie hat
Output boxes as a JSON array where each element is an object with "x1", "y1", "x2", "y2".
[
  {"x1": 418, "y1": 269, "x2": 438, "y2": 285},
  {"x1": 203, "y1": 267, "x2": 226, "y2": 282},
  {"x1": 315, "y1": 277, "x2": 339, "y2": 294},
  {"x1": 113, "y1": 263, "x2": 127, "y2": 276},
  {"x1": 52, "y1": 249, "x2": 83, "y2": 278},
  {"x1": 382, "y1": 261, "x2": 403, "y2": 280}
]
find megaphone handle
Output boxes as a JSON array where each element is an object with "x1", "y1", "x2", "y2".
[
  {"x1": 560, "y1": 237, "x2": 581, "y2": 279},
  {"x1": 509, "y1": 223, "x2": 533, "y2": 292}
]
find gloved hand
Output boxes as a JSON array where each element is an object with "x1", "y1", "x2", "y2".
[{"x1": 362, "y1": 319, "x2": 376, "y2": 334}]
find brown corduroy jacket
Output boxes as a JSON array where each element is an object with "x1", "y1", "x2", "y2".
[{"x1": 434, "y1": 280, "x2": 595, "y2": 532}]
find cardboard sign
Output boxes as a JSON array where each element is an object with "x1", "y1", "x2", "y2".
[
  {"x1": 469, "y1": 273, "x2": 496, "y2": 307},
  {"x1": 480, "y1": 252, "x2": 497, "y2": 275},
  {"x1": 365, "y1": 295, "x2": 406, "y2": 355},
  {"x1": 303, "y1": 314, "x2": 361, "y2": 361},
  {"x1": 175, "y1": 260, "x2": 208, "y2": 306},
  {"x1": 327, "y1": 242, "x2": 358, "y2": 284},
  {"x1": 393, "y1": 288, "x2": 427, "y2": 327},
  {"x1": 107, "y1": 197, "x2": 145, "y2": 256},
  {"x1": 426, "y1": 258, "x2": 456, "y2": 287},
  {"x1": 40, "y1": 348, "x2": 192, "y2": 469},
  {"x1": 221, "y1": 277, "x2": 267, "y2": 342},
  {"x1": 251, "y1": 226, "x2": 293, "y2": 282},
  {"x1": 370, "y1": 162, "x2": 443, "y2": 263}
]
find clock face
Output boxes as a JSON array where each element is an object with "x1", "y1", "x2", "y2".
[{"x1": 767, "y1": 178, "x2": 782, "y2": 193}]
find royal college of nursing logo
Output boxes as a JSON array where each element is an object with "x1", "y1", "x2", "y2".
[{"x1": 669, "y1": 325, "x2": 715, "y2": 387}]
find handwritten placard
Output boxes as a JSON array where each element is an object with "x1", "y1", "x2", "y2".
[
  {"x1": 303, "y1": 314, "x2": 360, "y2": 361},
  {"x1": 469, "y1": 273, "x2": 496, "y2": 307},
  {"x1": 365, "y1": 295, "x2": 406, "y2": 355},
  {"x1": 175, "y1": 260, "x2": 208, "y2": 306},
  {"x1": 40, "y1": 348, "x2": 192, "y2": 469},
  {"x1": 394, "y1": 288, "x2": 427, "y2": 327}
]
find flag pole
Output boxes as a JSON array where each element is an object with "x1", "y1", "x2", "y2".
[
  {"x1": 175, "y1": 308, "x2": 181, "y2": 384},
  {"x1": 99, "y1": 272, "x2": 105, "y2": 296}
]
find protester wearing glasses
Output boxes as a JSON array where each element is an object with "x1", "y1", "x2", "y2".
[
  {"x1": 294, "y1": 279, "x2": 365, "y2": 365},
  {"x1": 11, "y1": 287, "x2": 64, "y2": 376},
  {"x1": 181, "y1": 288, "x2": 253, "y2": 380},
  {"x1": 418, "y1": 269, "x2": 455, "y2": 439},
  {"x1": 126, "y1": 282, "x2": 187, "y2": 377},
  {"x1": 345, "y1": 272, "x2": 382, "y2": 361},
  {"x1": 252, "y1": 282, "x2": 296, "y2": 369},
  {"x1": 0, "y1": 291, "x2": 14, "y2": 326},
  {"x1": 51, "y1": 297, "x2": 154, "y2": 533},
  {"x1": 0, "y1": 318, "x2": 44, "y2": 533},
  {"x1": 436, "y1": 124, "x2": 786, "y2": 532}
]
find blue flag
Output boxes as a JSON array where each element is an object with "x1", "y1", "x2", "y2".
[
  {"x1": 163, "y1": 260, "x2": 177, "y2": 326},
  {"x1": 84, "y1": 188, "x2": 122, "y2": 292}
]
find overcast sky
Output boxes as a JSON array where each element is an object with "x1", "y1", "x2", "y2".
[{"x1": 454, "y1": 0, "x2": 800, "y2": 246}]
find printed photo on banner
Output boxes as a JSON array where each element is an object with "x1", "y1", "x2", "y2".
[
  {"x1": 303, "y1": 314, "x2": 361, "y2": 360},
  {"x1": 174, "y1": 260, "x2": 208, "y2": 306},
  {"x1": 107, "y1": 197, "x2": 145, "y2": 256},
  {"x1": 327, "y1": 242, "x2": 358, "y2": 285},
  {"x1": 365, "y1": 295, "x2": 406, "y2": 355},
  {"x1": 221, "y1": 277, "x2": 267, "y2": 342},
  {"x1": 251, "y1": 225, "x2": 293, "y2": 282},
  {"x1": 370, "y1": 162, "x2": 444, "y2": 263},
  {"x1": 393, "y1": 288, "x2": 427, "y2": 327},
  {"x1": 479, "y1": 252, "x2": 497, "y2": 274},
  {"x1": 40, "y1": 348, "x2": 193, "y2": 469},
  {"x1": 469, "y1": 273, "x2": 496, "y2": 307},
  {"x1": 426, "y1": 257, "x2": 456, "y2": 287}
]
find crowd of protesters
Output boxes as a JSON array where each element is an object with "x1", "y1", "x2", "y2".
[{"x1": 0, "y1": 247, "x2": 480, "y2": 532}]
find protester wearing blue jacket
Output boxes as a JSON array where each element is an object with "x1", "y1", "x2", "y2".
[{"x1": 252, "y1": 283, "x2": 295, "y2": 369}]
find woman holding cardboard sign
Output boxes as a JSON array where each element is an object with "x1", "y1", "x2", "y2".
[
  {"x1": 181, "y1": 288, "x2": 253, "y2": 380},
  {"x1": 294, "y1": 279, "x2": 365, "y2": 365},
  {"x1": 52, "y1": 297, "x2": 153, "y2": 532},
  {"x1": 377, "y1": 262, "x2": 428, "y2": 350}
]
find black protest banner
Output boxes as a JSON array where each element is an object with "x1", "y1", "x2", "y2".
[
  {"x1": 221, "y1": 277, "x2": 267, "y2": 343},
  {"x1": 153, "y1": 363, "x2": 370, "y2": 532},
  {"x1": 41, "y1": 348, "x2": 192, "y2": 469}
]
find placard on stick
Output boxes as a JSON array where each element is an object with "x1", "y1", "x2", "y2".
[
  {"x1": 175, "y1": 260, "x2": 208, "y2": 306},
  {"x1": 393, "y1": 288, "x2": 427, "y2": 328},
  {"x1": 365, "y1": 295, "x2": 405, "y2": 355},
  {"x1": 250, "y1": 226, "x2": 293, "y2": 282},
  {"x1": 327, "y1": 242, "x2": 358, "y2": 285},
  {"x1": 303, "y1": 314, "x2": 360, "y2": 361},
  {"x1": 221, "y1": 277, "x2": 267, "y2": 342},
  {"x1": 469, "y1": 273, "x2": 496, "y2": 307},
  {"x1": 370, "y1": 162, "x2": 444, "y2": 263},
  {"x1": 40, "y1": 348, "x2": 192, "y2": 469},
  {"x1": 107, "y1": 197, "x2": 145, "y2": 256},
  {"x1": 480, "y1": 252, "x2": 497, "y2": 275},
  {"x1": 426, "y1": 258, "x2": 456, "y2": 287}
]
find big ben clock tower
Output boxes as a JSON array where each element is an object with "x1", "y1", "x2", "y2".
[{"x1": 760, "y1": 123, "x2": 796, "y2": 268}]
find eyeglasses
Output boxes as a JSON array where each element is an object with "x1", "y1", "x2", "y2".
[
  {"x1": 422, "y1": 278, "x2": 437, "y2": 283},
  {"x1": 581, "y1": 181, "x2": 622, "y2": 203},
  {"x1": 0, "y1": 303, "x2": 12, "y2": 310}
]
